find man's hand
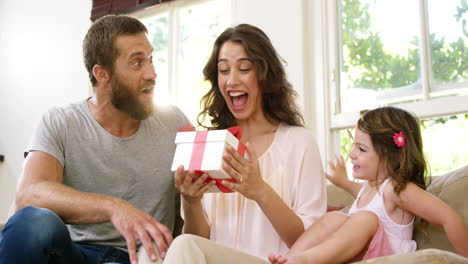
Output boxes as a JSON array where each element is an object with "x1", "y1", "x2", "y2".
[{"x1": 108, "y1": 199, "x2": 173, "y2": 264}]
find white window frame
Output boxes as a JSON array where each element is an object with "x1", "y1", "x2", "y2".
[
  {"x1": 307, "y1": 0, "x2": 468, "y2": 163},
  {"x1": 132, "y1": 0, "x2": 232, "y2": 108}
]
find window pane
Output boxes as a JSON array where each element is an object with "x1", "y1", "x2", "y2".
[
  {"x1": 176, "y1": 1, "x2": 230, "y2": 125},
  {"x1": 339, "y1": 0, "x2": 421, "y2": 113},
  {"x1": 338, "y1": 128, "x2": 355, "y2": 180},
  {"x1": 428, "y1": 0, "x2": 468, "y2": 94},
  {"x1": 422, "y1": 114, "x2": 468, "y2": 175},
  {"x1": 142, "y1": 15, "x2": 170, "y2": 105}
]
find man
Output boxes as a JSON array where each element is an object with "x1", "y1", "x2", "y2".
[{"x1": 0, "y1": 15, "x2": 188, "y2": 264}]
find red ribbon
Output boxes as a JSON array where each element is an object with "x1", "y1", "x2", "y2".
[
  {"x1": 188, "y1": 130, "x2": 208, "y2": 171},
  {"x1": 178, "y1": 124, "x2": 245, "y2": 193}
]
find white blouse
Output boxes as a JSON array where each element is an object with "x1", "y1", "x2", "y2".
[{"x1": 202, "y1": 123, "x2": 327, "y2": 258}]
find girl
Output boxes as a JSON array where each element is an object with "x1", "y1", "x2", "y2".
[{"x1": 269, "y1": 106, "x2": 468, "y2": 263}]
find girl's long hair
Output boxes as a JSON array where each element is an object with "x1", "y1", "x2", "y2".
[{"x1": 357, "y1": 106, "x2": 429, "y2": 194}]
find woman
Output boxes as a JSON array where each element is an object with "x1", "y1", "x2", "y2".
[{"x1": 141, "y1": 24, "x2": 326, "y2": 264}]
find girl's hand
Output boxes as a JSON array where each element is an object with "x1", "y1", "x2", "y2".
[
  {"x1": 174, "y1": 165, "x2": 215, "y2": 204},
  {"x1": 221, "y1": 143, "x2": 267, "y2": 201},
  {"x1": 325, "y1": 155, "x2": 348, "y2": 188}
]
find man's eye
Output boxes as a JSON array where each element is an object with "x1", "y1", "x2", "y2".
[{"x1": 132, "y1": 60, "x2": 141, "y2": 66}]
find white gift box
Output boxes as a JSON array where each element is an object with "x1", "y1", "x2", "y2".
[{"x1": 171, "y1": 128, "x2": 245, "y2": 193}]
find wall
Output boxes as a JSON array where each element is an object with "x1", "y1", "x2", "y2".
[
  {"x1": 0, "y1": 0, "x2": 321, "y2": 221},
  {"x1": 0, "y1": 0, "x2": 92, "y2": 221},
  {"x1": 231, "y1": 0, "x2": 326, "y2": 163},
  {"x1": 232, "y1": 0, "x2": 307, "y2": 110}
]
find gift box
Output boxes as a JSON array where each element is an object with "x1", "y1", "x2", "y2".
[{"x1": 171, "y1": 125, "x2": 246, "y2": 193}]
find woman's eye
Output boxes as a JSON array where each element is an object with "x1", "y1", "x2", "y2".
[
  {"x1": 219, "y1": 69, "x2": 229, "y2": 74},
  {"x1": 359, "y1": 148, "x2": 365, "y2": 152},
  {"x1": 240, "y1": 68, "x2": 251, "y2": 72}
]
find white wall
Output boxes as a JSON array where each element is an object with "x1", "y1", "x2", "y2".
[
  {"x1": 232, "y1": 0, "x2": 307, "y2": 111},
  {"x1": 231, "y1": 0, "x2": 326, "y2": 162},
  {"x1": 0, "y1": 0, "x2": 92, "y2": 221},
  {"x1": 0, "y1": 0, "x2": 321, "y2": 221}
]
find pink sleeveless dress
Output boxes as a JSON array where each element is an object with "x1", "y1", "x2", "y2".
[{"x1": 348, "y1": 178, "x2": 417, "y2": 259}]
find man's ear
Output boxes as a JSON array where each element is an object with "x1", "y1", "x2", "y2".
[{"x1": 92, "y1": 65, "x2": 110, "y2": 83}]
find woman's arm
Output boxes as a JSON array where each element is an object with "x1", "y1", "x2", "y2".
[
  {"x1": 394, "y1": 182, "x2": 468, "y2": 257},
  {"x1": 222, "y1": 143, "x2": 306, "y2": 248},
  {"x1": 256, "y1": 184, "x2": 306, "y2": 248},
  {"x1": 174, "y1": 166, "x2": 213, "y2": 239},
  {"x1": 223, "y1": 130, "x2": 330, "y2": 248}
]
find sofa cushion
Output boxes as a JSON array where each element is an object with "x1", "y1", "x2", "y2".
[
  {"x1": 327, "y1": 184, "x2": 354, "y2": 207},
  {"x1": 354, "y1": 248, "x2": 468, "y2": 264},
  {"x1": 414, "y1": 164, "x2": 468, "y2": 252}
]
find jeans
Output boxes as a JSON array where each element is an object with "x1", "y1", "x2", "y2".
[{"x1": 0, "y1": 206, "x2": 130, "y2": 264}]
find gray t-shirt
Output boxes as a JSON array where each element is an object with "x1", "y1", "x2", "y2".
[{"x1": 27, "y1": 99, "x2": 189, "y2": 249}]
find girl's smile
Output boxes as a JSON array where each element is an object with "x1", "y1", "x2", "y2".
[{"x1": 349, "y1": 127, "x2": 386, "y2": 184}]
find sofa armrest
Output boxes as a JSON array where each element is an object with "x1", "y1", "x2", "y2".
[
  {"x1": 327, "y1": 183, "x2": 354, "y2": 207},
  {"x1": 352, "y1": 248, "x2": 468, "y2": 264}
]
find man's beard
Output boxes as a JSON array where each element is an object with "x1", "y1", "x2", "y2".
[{"x1": 110, "y1": 74, "x2": 155, "y2": 120}]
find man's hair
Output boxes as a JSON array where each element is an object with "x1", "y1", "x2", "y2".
[
  {"x1": 357, "y1": 106, "x2": 429, "y2": 195},
  {"x1": 198, "y1": 23, "x2": 304, "y2": 129},
  {"x1": 83, "y1": 15, "x2": 148, "y2": 86}
]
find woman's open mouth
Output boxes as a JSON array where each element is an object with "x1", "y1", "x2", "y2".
[{"x1": 229, "y1": 90, "x2": 248, "y2": 110}]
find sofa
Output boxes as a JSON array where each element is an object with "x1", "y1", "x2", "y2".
[
  {"x1": 1, "y1": 165, "x2": 468, "y2": 263},
  {"x1": 328, "y1": 164, "x2": 468, "y2": 263}
]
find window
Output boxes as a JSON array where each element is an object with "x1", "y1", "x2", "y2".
[
  {"x1": 134, "y1": 0, "x2": 231, "y2": 125},
  {"x1": 324, "y1": 0, "x2": 468, "y2": 175}
]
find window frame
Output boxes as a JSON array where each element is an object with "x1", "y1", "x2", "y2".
[
  {"x1": 132, "y1": 0, "x2": 232, "y2": 109},
  {"x1": 318, "y1": 0, "x2": 468, "y2": 162}
]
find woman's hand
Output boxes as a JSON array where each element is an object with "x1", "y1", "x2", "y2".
[
  {"x1": 221, "y1": 143, "x2": 267, "y2": 201},
  {"x1": 325, "y1": 155, "x2": 348, "y2": 188},
  {"x1": 174, "y1": 165, "x2": 215, "y2": 204}
]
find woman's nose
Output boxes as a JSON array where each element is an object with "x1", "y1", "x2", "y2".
[{"x1": 227, "y1": 71, "x2": 240, "y2": 87}]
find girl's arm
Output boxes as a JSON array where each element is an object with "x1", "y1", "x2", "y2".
[
  {"x1": 325, "y1": 155, "x2": 362, "y2": 197},
  {"x1": 393, "y1": 182, "x2": 468, "y2": 257}
]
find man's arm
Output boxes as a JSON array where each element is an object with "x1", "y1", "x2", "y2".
[
  {"x1": 16, "y1": 151, "x2": 172, "y2": 264},
  {"x1": 16, "y1": 151, "x2": 116, "y2": 223}
]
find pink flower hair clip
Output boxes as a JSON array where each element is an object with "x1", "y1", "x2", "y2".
[{"x1": 393, "y1": 131, "x2": 406, "y2": 148}]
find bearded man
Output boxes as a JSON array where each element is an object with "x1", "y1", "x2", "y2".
[{"x1": 0, "y1": 15, "x2": 188, "y2": 264}]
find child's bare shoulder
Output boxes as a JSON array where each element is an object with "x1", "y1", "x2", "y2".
[
  {"x1": 386, "y1": 179, "x2": 426, "y2": 202},
  {"x1": 383, "y1": 180, "x2": 398, "y2": 203}
]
